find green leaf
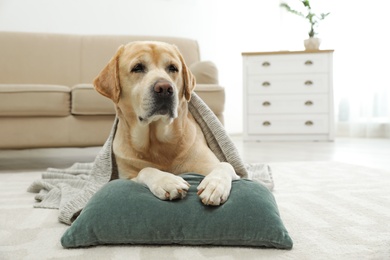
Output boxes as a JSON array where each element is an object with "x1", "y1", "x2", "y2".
[
  {"x1": 280, "y1": 3, "x2": 305, "y2": 18},
  {"x1": 280, "y1": 0, "x2": 330, "y2": 37},
  {"x1": 301, "y1": 0, "x2": 311, "y2": 8},
  {"x1": 320, "y1": 12, "x2": 330, "y2": 20}
]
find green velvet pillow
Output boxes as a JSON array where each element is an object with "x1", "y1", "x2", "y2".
[{"x1": 61, "y1": 174, "x2": 293, "y2": 249}]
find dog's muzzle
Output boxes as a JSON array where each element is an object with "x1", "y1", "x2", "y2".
[{"x1": 139, "y1": 80, "x2": 178, "y2": 123}]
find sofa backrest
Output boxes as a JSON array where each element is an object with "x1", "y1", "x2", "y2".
[{"x1": 0, "y1": 32, "x2": 201, "y2": 86}]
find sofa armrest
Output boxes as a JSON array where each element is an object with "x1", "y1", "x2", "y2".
[
  {"x1": 194, "y1": 84, "x2": 225, "y2": 125},
  {"x1": 189, "y1": 61, "x2": 219, "y2": 84}
]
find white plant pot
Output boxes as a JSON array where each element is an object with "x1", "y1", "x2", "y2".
[{"x1": 304, "y1": 37, "x2": 321, "y2": 50}]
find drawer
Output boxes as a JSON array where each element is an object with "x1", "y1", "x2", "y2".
[
  {"x1": 247, "y1": 74, "x2": 329, "y2": 94},
  {"x1": 247, "y1": 115, "x2": 329, "y2": 134},
  {"x1": 245, "y1": 53, "x2": 330, "y2": 74},
  {"x1": 248, "y1": 94, "x2": 329, "y2": 114}
]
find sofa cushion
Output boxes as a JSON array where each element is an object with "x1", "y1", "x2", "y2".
[
  {"x1": 71, "y1": 84, "x2": 115, "y2": 115},
  {"x1": 80, "y1": 35, "x2": 201, "y2": 84},
  {"x1": 0, "y1": 32, "x2": 81, "y2": 86},
  {"x1": 0, "y1": 84, "x2": 70, "y2": 116}
]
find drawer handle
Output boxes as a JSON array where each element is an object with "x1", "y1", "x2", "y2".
[
  {"x1": 305, "y1": 120, "x2": 314, "y2": 126},
  {"x1": 262, "y1": 61, "x2": 271, "y2": 67},
  {"x1": 263, "y1": 121, "x2": 271, "y2": 126},
  {"x1": 262, "y1": 101, "x2": 271, "y2": 106},
  {"x1": 305, "y1": 80, "x2": 313, "y2": 86},
  {"x1": 304, "y1": 60, "x2": 313, "y2": 66},
  {"x1": 262, "y1": 81, "x2": 271, "y2": 87},
  {"x1": 305, "y1": 100, "x2": 313, "y2": 106}
]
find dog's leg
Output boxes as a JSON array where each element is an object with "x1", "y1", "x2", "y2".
[
  {"x1": 197, "y1": 162, "x2": 240, "y2": 206},
  {"x1": 134, "y1": 167, "x2": 191, "y2": 200}
]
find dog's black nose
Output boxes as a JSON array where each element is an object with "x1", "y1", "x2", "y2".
[{"x1": 154, "y1": 81, "x2": 174, "y2": 97}]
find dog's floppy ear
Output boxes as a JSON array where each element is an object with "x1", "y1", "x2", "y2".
[
  {"x1": 176, "y1": 48, "x2": 196, "y2": 102},
  {"x1": 93, "y1": 45, "x2": 124, "y2": 103}
]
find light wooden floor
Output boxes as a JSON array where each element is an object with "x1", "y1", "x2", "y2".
[
  {"x1": 233, "y1": 137, "x2": 390, "y2": 171},
  {"x1": 1, "y1": 137, "x2": 390, "y2": 172}
]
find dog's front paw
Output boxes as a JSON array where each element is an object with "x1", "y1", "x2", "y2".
[
  {"x1": 150, "y1": 174, "x2": 190, "y2": 201},
  {"x1": 197, "y1": 174, "x2": 231, "y2": 206}
]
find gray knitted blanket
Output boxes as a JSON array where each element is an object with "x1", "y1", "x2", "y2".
[{"x1": 28, "y1": 93, "x2": 274, "y2": 225}]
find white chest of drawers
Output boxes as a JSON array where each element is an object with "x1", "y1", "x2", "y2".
[{"x1": 242, "y1": 50, "x2": 334, "y2": 141}]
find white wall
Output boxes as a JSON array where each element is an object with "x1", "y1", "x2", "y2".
[{"x1": 0, "y1": 0, "x2": 287, "y2": 134}]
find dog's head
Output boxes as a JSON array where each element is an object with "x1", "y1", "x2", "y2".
[{"x1": 94, "y1": 41, "x2": 195, "y2": 125}]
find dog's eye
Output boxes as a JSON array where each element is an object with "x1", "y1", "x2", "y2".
[
  {"x1": 131, "y1": 63, "x2": 146, "y2": 73},
  {"x1": 167, "y1": 64, "x2": 178, "y2": 73}
]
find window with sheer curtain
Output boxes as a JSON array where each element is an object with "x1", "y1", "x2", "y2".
[
  {"x1": 301, "y1": 0, "x2": 390, "y2": 138},
  {"x1": 329, "y1": 1, "x2": 390, "y2": 138}
]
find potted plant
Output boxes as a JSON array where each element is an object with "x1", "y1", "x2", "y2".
[{"x1": 280, "y1": 0, "x2": 330, "y2": 50}]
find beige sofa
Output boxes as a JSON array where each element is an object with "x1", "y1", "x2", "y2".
[{"x1": 0, "y1": 32, "x2": 225, "y2": 149}]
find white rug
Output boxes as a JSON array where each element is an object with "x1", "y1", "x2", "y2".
[{"x1": 1, "y1": 161, "x2": 389, "y2": 259}]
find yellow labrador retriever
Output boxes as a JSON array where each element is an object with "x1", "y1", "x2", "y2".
[{"x1": 93, "y1": 41, "x2": 239, "y2": 206}]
